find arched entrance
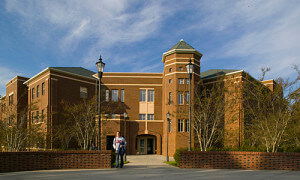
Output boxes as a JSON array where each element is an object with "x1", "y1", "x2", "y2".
[{"x1": 136, "y1": 134, "x2": 157, "y2": 155}]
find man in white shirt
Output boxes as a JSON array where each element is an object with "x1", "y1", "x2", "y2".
[{"x1": 113, "y1": 131, "x2": 127, "y2": 168}]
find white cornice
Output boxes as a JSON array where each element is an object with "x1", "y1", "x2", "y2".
[{"x1": 162, "y1": 49, "x2": 203, "y2": 63}]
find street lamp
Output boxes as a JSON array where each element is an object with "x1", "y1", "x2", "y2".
[
  {"x1": 186, "y1": 58, "x2": 194, "y2": 151},
  {"x1": 166, "y1": 111, "x2": 170, "y2": 162},
  {"x1": 96, "y1": 55, "x2": 105, "y2": 150},
  {"x1": 124, "y1": 112, "x2": 127, "y2": 161}
]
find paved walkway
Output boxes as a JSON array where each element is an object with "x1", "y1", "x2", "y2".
[{"x1": 0, "y1": 155, "x2": 299, "y2": 180}]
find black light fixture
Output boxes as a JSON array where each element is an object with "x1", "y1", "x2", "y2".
[
  {"x1": 96, "y1": 55, "x2": 105, "y2": 150},
  {"x1": 186, "y1": 58, "x2": 194, "y2": 151},
  {"x1": 166, "y1": 111, "x2": 170, "y2": 162}
]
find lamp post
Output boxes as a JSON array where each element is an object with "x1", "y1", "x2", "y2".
[
  {"x1": 124, "y1": 112, "x2": 127, "y2": 161},
  {"x1": 186, "y1": 58, "x2": 194, "y2": 151},
  {"x1": 166, "y1": 111, "x2": 170, "y2": 162},
  {"x1": 96, "y1": 55, "x2": 105, "y2": 150}
]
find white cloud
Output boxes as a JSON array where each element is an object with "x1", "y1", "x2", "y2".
[{"x1": 0, "y1": 66, "x2": 20, "y2": 96}]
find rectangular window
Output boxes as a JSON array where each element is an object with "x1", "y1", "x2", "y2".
[
  {"x1": 121, "y1": 90, "x2": 124, "y2": 102},
  {"x1": 185, "y1": 78, "x2": 190, "y2": 84},
  {"x1": 9, "y1": 94, "x2": 13, "y2": 105},
  {"x1": 32, "y1": 88, "x2": 35, "y2": 99},
  {"x1": 112, "y1": 90, "x2": 118, "y2": 101},
  {"x1": 185, "y1": 120, "x2": 189, "y2": 132},
  {"x1": 42, "y1": 83, "x2": 45, "y2": 95},
  {"x1": 178, "y1": 78, "x2": 184, "y2": 84},
  {"x1": 169, "y1": 92, "x2": 172, "y2": 104},
  {"x1": 139, "y1": 114, "x2": 146, "y2": 120},
  {"x1": 139, "y1": 90, "x2": 146, "y2": 102},
  {"x1": 147, "y1": 114, "x2": 154, "y2": 120},
  {"x1": 169, "y1": 79, "x2": 172, "y2": 83},
  {"x1": 112, "y1": 114, "x2": 117, "y2": 119},
  {"x1": 178, "y1": 92, "x2": 184, "y2": 105},
  {"x1": 37, "y1": 85, "x2": 39, "y2": 97},
  {"x1": 32, "y1": 112, "x2": 34, "y2": 124},
  {"x1": 36, "y1": 111, "x2": 39, "y2": 123},
  {"x1": 80, "y1": 87, "x2": 88, "y2": 98},
  {"x1": 179, "y1": 67, "x2": 183, "y2": 71},
  {"x1": 169, "y1": 120, "x2": 171, "y2": 132},
  {"x1": 185, "y1": 91, "x2": 190, "y2": 104},
  {"x1": 178, "y1": 119, "x2": 184, "y2": 132},
  {"x1": 41, "y1": 109, "x2": 44, "y2": 122},
  {"x1": 148, "y1": 90, "x2": 154, "y2": 102},
  {"x1": 105, "y1": 90, "x2": 109, "y2": 102}
]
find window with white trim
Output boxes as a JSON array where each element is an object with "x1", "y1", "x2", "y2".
[
  {"x1": 139, "y1": 114, "x2": 146, "y2": 120},
  {"x1": 80, "y1": 87, "x2": 88, "y2": 99},
  {"x1": 37, "y1": 85, "x2": 40, "y2": 97},
  {"x1": 147, "y1": 114, "x2": 154, "y2": 120},
  {"x1": 185, "y1": 78, "x2": 190, "y2": 84},
  {"x1": 169, "y1": 92, "x2": 172, "y2": 104},
  {"x1": 41, "y1": 109, "x2": 45, "y2": 122},
  {"x1": 42, "y1": 82, "x2": 45, "y2": 95},
  {"x1": 121, "y1": 89, "x2": 125, "y2": 102},
  {"x1": 178, "y1": 92, "x2": 184, "y2": 105},
  {"x1": 148, "y1": 90, "x2": 154, "y2": 102},
  {"x1": 178, "y1": 119, "x2": 184, "y2": 132},
  {"x1": 185, "y1": 120, "x2": 189, "y2": 132},
  {"x1": 139, "y1": 90, "x2": 146, "y2": 102},
  {"x1": 105, "y1": 90, "x2": 109, "y2": 102},
  {"x1": 185, "y1": 91, "x2": 190, "y2": 105},
  {"x1": 32, "y1": 88, "x2": 35, "y2": 99},
  {"x1": 112, "y1": 90, "x2": 118, "y2": 101},
  {"x1": 178, "y1": 78, "x2": 184, "y2": 84}
]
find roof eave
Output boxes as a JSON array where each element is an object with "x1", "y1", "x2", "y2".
[
  {"x1": 162, "y1": 49, "x2": 203, "y2": 63},
  {"x1": 23, "y1": 67, "x2": 50, "y2": 85}
]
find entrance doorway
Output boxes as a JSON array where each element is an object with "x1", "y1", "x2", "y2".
[{"x1": 136, "y1": 135, "x2": 156, "y2": 155}]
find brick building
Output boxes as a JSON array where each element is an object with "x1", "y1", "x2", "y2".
[{"x1": 1, "y1": 40, "x2": 275, "y2": 156}]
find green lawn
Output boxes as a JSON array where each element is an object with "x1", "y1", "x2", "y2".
[{"x1": 164, "y1": 161, "x2": 178, "y2": 166}]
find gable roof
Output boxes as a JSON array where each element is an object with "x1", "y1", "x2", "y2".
[
  {"x1": 168, "y1": 39, "x2": 195, "y2": 51},
  {"x1": 49, "y1": 67, "x2": 96, "y2": 79},
  {"x1": 200, "y1": 69, "x2": 242, "y2": 79}
]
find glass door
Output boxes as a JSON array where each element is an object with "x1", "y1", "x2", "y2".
[{"x1": 139, "y1": 139, "x2": 145, "y2": 154}]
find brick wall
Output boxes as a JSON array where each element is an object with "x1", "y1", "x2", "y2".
[
  {"x1": 180, "y1": 151, "x2": 300, "y2": 170},
  {"x1": 0, "y1": 150, "x2": 111, "y2": 173}
]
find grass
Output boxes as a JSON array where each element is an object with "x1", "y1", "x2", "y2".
[
  {"x1": 164, "y1": 161, "x2": 178, "y2": 166},
  {"x1": 112, "y1": 161, "x2": 130, "y2": 167}
]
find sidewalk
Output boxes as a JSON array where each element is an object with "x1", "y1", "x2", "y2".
[{"x1": 125, "y1": 155, "x2": 175, "y2": 168}]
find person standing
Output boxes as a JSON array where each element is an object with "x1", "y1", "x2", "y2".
[{"x1": 113, "y1": 131, "x2": 127, "y2": 168}]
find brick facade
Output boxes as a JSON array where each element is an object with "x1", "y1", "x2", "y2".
[
  {"x1": 180, "y1": 151, "x2": 300, "y2": 170},
  {"x1": 0, "y1": 150, "x2": 111, "y2": 172}
]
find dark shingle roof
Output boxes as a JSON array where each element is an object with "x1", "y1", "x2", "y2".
[
  {"x1": 168, "y1": 39, "x2": 195, "y2": 51},
  {"x1": 49, "y1": 67, "x2": 96, "y2": 79},
  {"x1": 200, "y1": 69, "x2": 240, "y2": 79}
]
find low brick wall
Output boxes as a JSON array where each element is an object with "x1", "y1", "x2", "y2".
[
  {"x1": 180, "y1": 151, "x2": 300, "y2": 170},
  {"x1": 0, "y1": 150, "x2": 111, "y2": 173}
]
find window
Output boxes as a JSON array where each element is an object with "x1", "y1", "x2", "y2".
[
  {"x1": 169, "y1": 79, "x2": 172, "y2": 83},
  {"x1": 169, "y1": 92, "x2": 172, "y2": 104},
  {"x1": 139, "y1": 90, "x2": 146, "y2": 102},
  {"x1": 32, "y1": 88, "x2": 35, "y2": 99},
  {"x1": 139, "y1": 114, "x2": 146, "y2": 120},
  {"x1": 80, "y1": 87, "x2": 88, "y2": 98},
  {"x1": 147, "y1": 114, "x2": 154, "y2": 120},
  {"x1": 37, "y1": 85, "x2": 40, "y2": 97},
  {"x1": 185, "y1": 91, "x2": 190, "y2": 104},
  {"x1": 169, "y1": 68, "x2": 172, "y2": 72},
  {"x1": 9, "y1": 94, "x2": 13, "y2": 105},
  {"x1": 178, "y1": 92, "x2": 184, "y2": 105},
  {"x1": 112, "y1": 90, "x2": 118, "y2": 101},
  {"x1": 148, "y1": 90, "x2": 154, "y2": 102},
  {"x1": 112, "y1": 114, "x2": 117, "y2": 119},
  {"x1": 178, "y1": 78, "x2": 184, "y2": 84},
  {"x1": 185, "y1": 78, "x2": 190, "y2": 84},
  {"x1": 121, "y1": 90, "x2": 124, "y2": 102},
  {"x1": 169, "y1": 120, "x2": 172, "y2": 132},
  {"x1": 42, "y1": 83, "x2": 45, "y2": 95},
  {"x1": 36, "y1": 111, "x2": 39, "y2": 123},
  {"x1": 185, "y1": 120, "x2": 190, "y2": 132},
  {"x1": 41, "y1": 109, "x2": 44, "y2": 122},
  {"x1": 105, "y1": 90, "x2": 109, "y2": 102},
  {"x1": 178, "y1": 119, "x2": 184, "y2": 132},
  {"x1": 32, "y1": 112, "x2": 35, "y2": 124},
  {"x1": 179, "y1": 67, "x2": 183, "y2": 71}
]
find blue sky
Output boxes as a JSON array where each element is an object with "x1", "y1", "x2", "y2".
[{"x1": 0, "y1": 0, "x2": 299, "y2": 96}]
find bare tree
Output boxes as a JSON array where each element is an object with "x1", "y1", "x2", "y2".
[{"x1": 243, "y1": 67, "x2": 300, "y2": 152}]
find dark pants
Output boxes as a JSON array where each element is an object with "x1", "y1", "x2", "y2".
[{"x1": 116, "y1": 151, "x2": 124, "y2": 168}]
